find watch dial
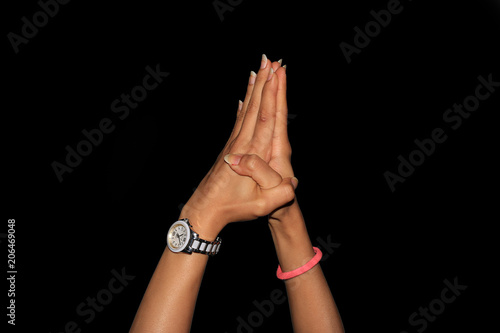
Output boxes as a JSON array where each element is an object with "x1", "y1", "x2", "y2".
[{"x1": 169, "y1": 224, "x2": 187, "y2": 249}]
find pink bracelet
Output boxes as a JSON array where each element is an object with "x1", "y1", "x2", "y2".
[{"x1": 276, "y1": 247, "x2": 323, "y2": 280}]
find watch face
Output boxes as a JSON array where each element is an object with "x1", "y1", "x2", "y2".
[{"x1": 167, "y1": 220, "x2": 191, "y2": 253}]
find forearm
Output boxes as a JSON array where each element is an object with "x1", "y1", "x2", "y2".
[
  {"x1": 130, "y1": 207, "x2": 220, "y2": 333},
  {"x1": 269, "y1": 201, "x2": 344, "y2": 333},
  {"x1": 129, "y1": 246, "x2": 208, "y2": 333}
]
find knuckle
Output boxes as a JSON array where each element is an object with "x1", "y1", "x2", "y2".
[
  {"x1": 283, "y1": 183, "x2": 296, "y2": 202},
  {"x1": 258, "y1": 111, "x2": 269, "y2": 123},
  {"x1": 258, "y1": 107, "x2": 275, "y2": 123},
  {"x1": 244, "y1": 154, "x2": 259, "y2": 171},
  {"x1": 254, "y1": 198, "x2": 269, "y2": 216}
]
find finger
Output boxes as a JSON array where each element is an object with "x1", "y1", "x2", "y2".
[
  {"x1": 259, "y1": 177, "x2": 297, "y2": 214},
  {"x1": 224, "y1": 153, "x2": 282, "y2": 190},
  {"x1": 274, "y1": 66, "x2": 289, "y2": 147},
  {"x1": 251, "y1": 70, "x2": 278, "y2": 155},
  {"x1": 229, "y1": 71, "x2": 257, "y2": 142},
  {"x1": 272, "y1": 59, "x2": 282, "y2": 72},
  {"x1": 237, "y1": 54, "x2": 273, "y2": 141}
]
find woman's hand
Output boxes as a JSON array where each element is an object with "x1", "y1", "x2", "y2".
[
  {"x1": 180, "y1": 55, "x2": 296, "y2": 240},
  {"x1": 226, "y1": 60, "x2": 296, "y2": 224}
]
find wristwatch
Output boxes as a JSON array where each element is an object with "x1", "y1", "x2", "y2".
[{"x1": 166, "y1": 218, "x2": 222, "y2": 255}]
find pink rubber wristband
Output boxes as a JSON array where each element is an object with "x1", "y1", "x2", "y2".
[{"x1": 276, "y1": 247, "x2": 323, "y2": 280}]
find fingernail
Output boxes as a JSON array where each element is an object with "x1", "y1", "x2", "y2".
[
  {"x1": 291, "y1": 177, "x2": 299, "y2": 189},
  {"x1": 261, "y1": 54, "x2": 268, "y2": 69},
  {"x1": 238, "y1": 100, "x2": 243, "y2": 111},
  {"x1": 249, "y1": 71, "x2": 257, "y2": 85},
  {"x1": 267, "y1": 67, "x2": 274, "y2": 81},
  {"x1": 282, "y1": 64, "x2": 287, "y2": 70},
  {"x1": 278, "y1": 59, "x2": 282, "y2": 66},
  {"x1": 224, "y1": 154, "x2": 243, "y2": 166}
]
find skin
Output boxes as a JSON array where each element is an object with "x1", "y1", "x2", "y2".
[
  {"x1": 263, "y1": 63, "x2": 345, "y2": 333},
  {"x1": 129, "y1": 56, "x2": 344, "y2": 333}
]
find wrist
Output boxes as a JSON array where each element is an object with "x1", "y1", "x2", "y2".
[
  {"x1": 268, "y1": 200, "x2": 303, "y2": 234},
  {"x1": 179, "y1": 205, "x2": 223, "y2": 241},
  {"x1": 268, "y1": 200, "x2": 309, "y2": 242},
  {"x1": 268, "y1": 200, "x2": 318, "y2": 271}
]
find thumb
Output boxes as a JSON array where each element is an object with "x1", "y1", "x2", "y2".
[
  {"x1": 224, "y1": 153, "x2": 282, "y2": 190},
  {"x1": 224, "y1": 153, "x2": 298, "y2": 190},
  {"x1": 224, "y1": 153, "x2": 298, "y2": 215},
  {"x1": 261, "y1": 176, "x2": 297, "y2": 211}
]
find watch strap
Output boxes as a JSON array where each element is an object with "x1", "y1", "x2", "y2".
[{"x1": 190, "y1": 236, "x2": 222, "y2": 256}]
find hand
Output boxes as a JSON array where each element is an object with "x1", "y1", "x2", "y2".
[
  {"x1": 226, "y1": 60, "x2": 296, "y2": 224},
  {"x1": 180, "y1": 55, "x2": 296, "y2": 240}
]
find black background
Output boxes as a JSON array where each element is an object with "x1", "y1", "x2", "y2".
[{"x1": 3, "y1": 0, "x2": 499, "y2": 332}]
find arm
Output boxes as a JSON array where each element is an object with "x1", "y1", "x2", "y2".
[
  {"x1": 130, "y1": 55, "x2": 296, "y2": 333},
  {"x1": 271, "y1": 64, "x2": 344, "y2": 333},
  {"x1": 128, "y1": 234, "x2": 209, "y2": 333},
  {"x1": 269, "y1": 201, "x2": 344, "y2": 333},
  {"x1": 229, "y1": 61, "x2": 345, "y2": 332}
]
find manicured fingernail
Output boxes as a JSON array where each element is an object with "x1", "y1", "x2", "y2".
[
  {"x1": 278, "y1": 59, "x2": 282, "y2": 66},
  {"x1": 291, "y1": 177, "x2": 299, "y2": 190},
  {"x1": 282, "y1": 64, "x2": 287, "y2": 70},
  {"x1": 261, "y1": 54, "x2": 268, "y2": 69},
  {"x1": 249, "y1": 71, "x2": 257, "y2": 85},
  {"x1": 267, "y1": 67, "x2": 274, "y2": 81},
  {"x1": 238, "y1": 100, "x2": 243, "y2": 111},
  {"x1": 224, "y1": 154, "x2": 243, "y2": 166}
]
